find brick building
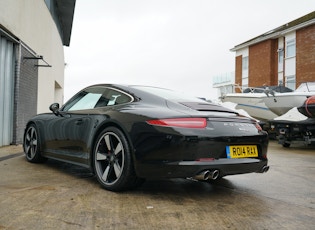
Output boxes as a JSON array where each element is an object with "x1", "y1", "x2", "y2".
[
  {"x1": 0, "y1": 0, "x2": 76, "y2": 147},
  {"x1": 230, "y1": 11, "x2": 315, "y2": 92}
]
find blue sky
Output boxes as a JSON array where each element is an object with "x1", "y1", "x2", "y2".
[{"x1": 64, "y1": 0, "x2": 315, "y2": 101}]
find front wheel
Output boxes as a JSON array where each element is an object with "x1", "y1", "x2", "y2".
[
  {"x1": 93, "y1": 127, "x2": 143, "y2": 191},
  {"x1": 23, "y1": 124, "x2": 47, "y2": 163}
]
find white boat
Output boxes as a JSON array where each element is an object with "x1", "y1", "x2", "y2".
[
  {"x1": 221, "y1": 83, "x2": 315, "y2": 121},
  {"x1": 264, "y1": 82, "x2": 315, "y2": 116},
  {"x1": 221, "y1": 92, "x2": 278, "y2": 121}
]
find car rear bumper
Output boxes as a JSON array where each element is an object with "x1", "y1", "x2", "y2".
[{"x1": 135, "y1": 158, "x2": 268, "y2": 179}]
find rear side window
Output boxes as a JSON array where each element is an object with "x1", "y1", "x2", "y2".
[{"x1": 62, "y1": 86, "x2": 133, "y2": 111}]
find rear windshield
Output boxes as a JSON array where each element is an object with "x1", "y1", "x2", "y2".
[{"x1": 132, "y1": 86, "x2": 206, "y2": 102}]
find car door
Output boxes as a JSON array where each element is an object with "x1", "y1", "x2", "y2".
[{"x1": 43, "y1": 86, "x2": 108, "y2": 166}]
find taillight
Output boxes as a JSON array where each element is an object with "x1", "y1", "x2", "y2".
[{"x1": 147, "y1": 118, "x2": 207, "y2": 129}]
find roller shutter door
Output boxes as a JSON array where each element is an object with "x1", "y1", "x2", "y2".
[{"x1": 0, "y1": 35, "x2": 15, "y2": 146}]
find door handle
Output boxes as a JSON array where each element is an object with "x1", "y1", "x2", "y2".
[{"x1": 75, "y1": 119, "x2": 83, "y2": 125}]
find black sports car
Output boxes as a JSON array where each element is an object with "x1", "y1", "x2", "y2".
[{"x1": 23, "y1": 84, "x2": 269, "y2": 191}]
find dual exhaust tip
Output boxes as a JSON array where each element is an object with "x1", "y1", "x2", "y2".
[
  {"x1": 193, "y1": 166, "x2": 269, "y2": 181},
  {"x1": 260, "y1": 166, "x2": 269, "y2": 173},
  {"x1": 193, "y1": 170, "x2": 220, "y2": 181}
]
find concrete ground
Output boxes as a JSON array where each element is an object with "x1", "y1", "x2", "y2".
[{"x1": 0, "y1": 141, "x2": 314, "y2": 230}]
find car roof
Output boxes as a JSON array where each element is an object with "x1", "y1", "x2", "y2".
[{"x1": 83, "y1": 84, "x2": 236, "y2": 114}]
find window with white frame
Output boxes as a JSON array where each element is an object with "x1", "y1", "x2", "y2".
[
  {"x1": 242, "y1": 56, "x2": 249, "y2": 87},
  {"x1": 278, "y1": 49, "x2": 284, "y2": 72},
  {"x1": 285, "y1": 75, "x2": 295, "y2": 90},
  {"x1": 286, "y1": 39, "x2": 296, "y2": 58},
  {"x1": 242, "y1": 56, "x2": 248, "y2": 71}
]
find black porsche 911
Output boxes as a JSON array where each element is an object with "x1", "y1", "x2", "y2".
[{"x1": 23, "y1": 84, "x2": 269, "y2": 191}]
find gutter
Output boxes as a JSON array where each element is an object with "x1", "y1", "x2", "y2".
[{"x1": 230, "y1": 19, "x2": 315, "y2": 52}]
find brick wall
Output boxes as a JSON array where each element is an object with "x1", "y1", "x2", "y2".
[
  {"x1": 233, "y1": 24, "x2": 315, "y2": 90},
  {"x1": 296, "y1": 24, "x2": 315, "y2": 86},
  {"x1": 248, "y1": 40, "x2": 278, "y2": 87},
  {"x1": 13, "y1": 46, "x2": 38, "y2": 144}
]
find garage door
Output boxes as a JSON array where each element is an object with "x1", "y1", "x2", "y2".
[{"x1": 0, "y1": 35, "x2": 15, "y2": 146}]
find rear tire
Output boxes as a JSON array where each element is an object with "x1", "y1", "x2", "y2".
[
  {"x1": 93, "y1": 127, "x2": 143, "y2": 191},
  {"x1": 23, "y1": 124, "x2": 47, "y2": 163}
]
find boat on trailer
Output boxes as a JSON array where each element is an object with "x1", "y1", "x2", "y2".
[
  {"x1": 264, "y1": 82, "x2": 315, "y2": 116},
  {"x1": 268, "y1": 95, "x2": 315, "y2": 147},
  {"x1": 269, "y1": 116, "x2": 315, "y2": 147},
  {"x1": 221, "y1": 82, "x2": 315, "y2": 121},
  {"x1": 221, "y1": 85, "x2": 292, "y2": 121}
]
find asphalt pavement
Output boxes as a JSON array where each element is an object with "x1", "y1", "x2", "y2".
[{"x1": 0, "y1": 141, "x2": 314, "y2": 229}]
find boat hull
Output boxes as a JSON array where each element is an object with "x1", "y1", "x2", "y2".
[
  {"x1": 221, "y1": 94, "x2": 278, "y2": 121},
  {"x1": 264, "y1": 92, "x2": 315, "y2": 116},
  {"x1": 221, "y1": 82, "x2": 315, "y2": 121}
]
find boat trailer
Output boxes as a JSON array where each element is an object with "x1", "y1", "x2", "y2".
[{"x1": 268, "y1": 118, "x2": 315, "y2": 147}]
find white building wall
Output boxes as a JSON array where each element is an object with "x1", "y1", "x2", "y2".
[
  {"x1": 277, "y1": 37, "x2": 284, "y2": 84},
  {"x1": 284, "y1": 31, "x2": 296, "y2": 89},
  {"x1": 236, "y1": 47, "x2": 249, "y2": 87},
  {"x1": 235, "y1": 47, "x2": 249, "y2": 57},
  {"x1": 0, "y1": 0, "x2": 65, "y2": 113}
]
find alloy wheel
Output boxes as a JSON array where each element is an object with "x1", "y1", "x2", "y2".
[
  {"x1": 24, "y1": 126, "x2": 38, "y2": 160},
  {"x1": 95, "y1": 131, "x2": 125, "y2": 185}
]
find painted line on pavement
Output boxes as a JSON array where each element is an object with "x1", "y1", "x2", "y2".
[{"x1": 0, "y1": 152, "x2": 24, "y2": 162}]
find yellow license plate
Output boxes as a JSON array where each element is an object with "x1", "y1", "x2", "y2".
[{"x1": 226, "y1": 145, "x2": 258, "y2": 158}]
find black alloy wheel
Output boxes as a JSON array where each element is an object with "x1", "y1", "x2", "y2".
[
  {"x1": 24, "y1": 124, "x2": 46, "y2": 163},
  {"x1": 93, "y1": 127, "x2": 141, "y2": 191}
]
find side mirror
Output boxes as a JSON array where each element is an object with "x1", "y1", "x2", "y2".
[{"x1": 49, "y1": 103, "x2": 60, "y2": 116}]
